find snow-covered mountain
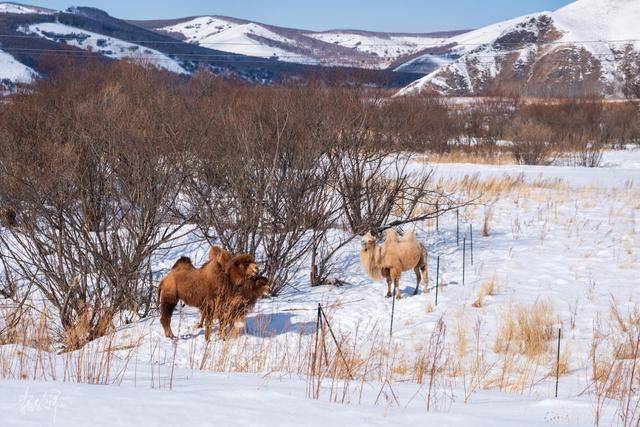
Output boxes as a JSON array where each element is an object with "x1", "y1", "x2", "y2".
[
  {"x1": 3, "y1": 0, "x2": 640, "y2": 97},
  {"x1": 136, "y1": 16, "x2": 465, "y2": 69},
  {"x1": 0, "y1": 3, "x2": 422, "y2": 91},
  {"x1": 0, "y1": 1, "x2": 51, "y2": 14},
  {"x1": 398, "y1": 0, "x2": 640, "y2": 97},
  {"x1": 0, "y1": 48, "x2": 36, "y2": 92},
  {"x1": 20, "y1": 22, "x2": 189, "y2": 74}
]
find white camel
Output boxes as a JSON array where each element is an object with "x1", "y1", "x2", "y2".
[{"x1": 360, "y1": 229, "x2": 428, "y2": 299}]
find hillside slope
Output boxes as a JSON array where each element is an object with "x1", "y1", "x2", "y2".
[
  {"x1": 135, "y1": 15, "x2": 467, "y2": 70},
  {"x1": 397, "y1": 0, "x2": 640, "y2": 97},
  {"x1": 0, "y1": 3, "x2": 424, "y2": 89}
]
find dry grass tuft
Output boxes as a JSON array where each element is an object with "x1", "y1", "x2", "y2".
[
  {"x1": 494, "y1": 301, "x2": 556, "y2": 357},
  {"x1": 454, "y1": 322, "x2": 468, "y2": 358},
  {"x1": 483, "y1": 207, "x2": 494, "y2": 237},
  {"x1": 472, "y1": 279, "x2": 497, "y2": 308},
  {"x1": 423, "y1": 150, "x2": 516, "y2": 165}
]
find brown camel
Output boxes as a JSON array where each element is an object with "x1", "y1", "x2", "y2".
[
  {"x1": 157, "y1": 248, "x2": 258, "y2": 340},
  {"x1": 215, "y1": 274, "x2": 270, "y2": 338}
]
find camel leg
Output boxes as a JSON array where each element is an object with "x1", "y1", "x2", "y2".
[
  {"x1": 383, "y1": 268, "x2": 393, "y2": 298},
  {"x1": 391, "y1": 268, "x2": 402, "y2": 300},
  {"x1": 203, "y1": 306, "x2": 214, "y2": 341},
  {"x1": 195, "y1": 309, "x2": 205, "y2": 329},
  {"x1": 422, "y1": 252, "x2": 429, "y2": 293},
  {"x1": 160, "y1": 302, "x2": 177, "y2": 339},
  {"x1": 413, "y1": 267, "x2": 421, "y2": 296}
]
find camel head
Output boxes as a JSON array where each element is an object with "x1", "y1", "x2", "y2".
[
  {"x1": 253, "y1": 276, "x2": 270, "y2": 298},
  {"x1": 225, "y1": 253, "x2": 259, "y2": 286},
  {"x1": 361, "y1": 230, "x2": 379, "y2": 251}
]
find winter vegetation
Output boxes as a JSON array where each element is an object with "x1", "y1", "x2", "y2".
[{"x1": 0, "y1": 42, "x2": 639, "y2": 427}]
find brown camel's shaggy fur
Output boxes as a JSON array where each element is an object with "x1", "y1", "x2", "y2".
[
  {"x1": 359, "y1": 229, "x2": 428, "y2": 299},
  {"x1": 214, "y1": 274, "x2": 270, "y2": 338},
  {"x1": 157, "y1": 247, "x2": 259, "y2": 340}
]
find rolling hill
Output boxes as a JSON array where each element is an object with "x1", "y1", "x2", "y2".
[
  {"x1": 397, "y1": 0, "x2": 640, "y2": 97},
  {"x1": 0, "y1": 3, "x2": 426, "y2": 92},
  {"x1": 132, "y1": 15, "x2": 467, "y2": 70}
]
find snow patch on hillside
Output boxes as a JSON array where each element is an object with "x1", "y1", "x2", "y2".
[
  {"x1": 0, "y1": 2, "x2": 52, "y2": 14},
  {"x1": 306, "y1": 31, "x2": 447, "y2": 64},
  {"x1": 554, "y1": 0, "x2": 640, "y2": 43},
  {"x1": 162, "y1": 16, "x2": 317, "y2": 64},
  {"x1": 0, "y1": 48, "x2": 36, "y2": 84},
  {"x1": 20, "y1": 23, "x2": 188, "y2": 74}
]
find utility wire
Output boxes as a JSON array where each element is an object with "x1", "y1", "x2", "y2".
[
  {"x1": 0, "y1": 47, "x2": 634, "y2": 68},
  {"x1": 1, "y1": 31, "x2": 640, "y2": 48}
]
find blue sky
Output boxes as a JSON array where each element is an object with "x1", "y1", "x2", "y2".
[{"x1": 31, "y1": 0, "x2": 575, "y2": 32}]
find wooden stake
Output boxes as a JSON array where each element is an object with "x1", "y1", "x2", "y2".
[
  {"x1": 456, "y1": 209, "x2": 460, "y2": 247},
  {"x1": 555, "y1": 327, "x2": 562, "y2": 398},
  {"x1": 435, "y1": 256, "x2": 440, "y2": 306},
  {"x1": 470, "y1": 223, "x2": 474, "y2": 265},
  {"x1": 462, "y1": 237, "x2": 466, "y2": 286},
  {"x1": 320, "y1": 306, "x2": 353, "y2": 380},
  {"x1": 390, "y1": 282, "x2": 397, "y2": 337}
]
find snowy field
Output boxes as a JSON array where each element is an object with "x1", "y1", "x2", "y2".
[{"x1": 1, "y1": 148, "x2": 639, "y2": 426}]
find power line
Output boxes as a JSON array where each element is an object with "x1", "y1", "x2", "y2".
[
  {"x1": 1, "y1": 31, "x2": 640, "y2": 49},
  {"x1": 0, "y1": 45, "x2": 635, "y2": 68}
]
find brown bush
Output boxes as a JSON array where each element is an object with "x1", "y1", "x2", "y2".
[
  {"x1": 0, "y1": 60, "x2": 465, "y2": 344},
  {"x1": 509, "y1": 117, "x2": 555, "y2": 165},
  {"x1": 0, "y1": 61, "x2": 192, "y2": 348}
]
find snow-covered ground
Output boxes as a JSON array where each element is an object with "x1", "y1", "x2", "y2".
[
  {"x1": 0, "y1": 372, "x2": 610, "y2": 426},
  {"x1": 19, "y1": 23, "x2": 188, "y2": 74},
  {"x1": 424, "y1": 148, "x2": 640, "y2": 188},
  {"x1": 1, "y1": 147, "x2": 639, "y2": 425}
]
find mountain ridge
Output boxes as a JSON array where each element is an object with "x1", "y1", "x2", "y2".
[
  {"x1": 132, "y1": 15, "x2": 469, "y2": 69},
  {"x1": 397, "y1": 0, "x2": 640, "y2": 97},
  {"x1": 0, "y1": 3, "x2": 425, "y2": 91}
]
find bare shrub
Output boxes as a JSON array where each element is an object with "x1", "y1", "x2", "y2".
[
  {"x1": 0, "y1": 62, "x2": 191, "y2": 348},
  {"x1": 384, "y1": 95, "x2": 456, "y2": 154},
  {"x1": 182, "y1": 83, "x2": 344, "y2": 294},
  {"x1": 509, "y1": 117, "x2": 555, "y2": 165}
]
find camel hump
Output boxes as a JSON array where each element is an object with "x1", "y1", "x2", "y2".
[
  {"x1": 401, "y1": 230, "x2": 418, "y2": 242},
  {"x1": 172, "y1": 256, "x2": 194, "y2": 270},
  {"x1": 385, "y1": 229, "x2": 400, "y2": 242},
  {"x1": 208, "y1": 246, "x2": 223, "y2": 262}
]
